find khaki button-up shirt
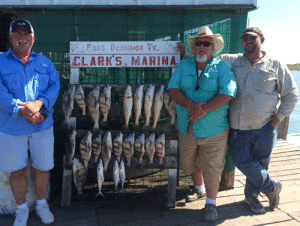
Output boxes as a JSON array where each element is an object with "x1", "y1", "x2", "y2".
[{"x1": 219, "y1": 53, "x2": 298, "y2": 130}]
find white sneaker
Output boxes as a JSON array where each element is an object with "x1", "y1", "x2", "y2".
[
  {"x1": 36, "y1": 203, "x2": 54, "y2": 224},
  {"x1": 14, "y1": 206, "x2": 29, "y2": 226}
]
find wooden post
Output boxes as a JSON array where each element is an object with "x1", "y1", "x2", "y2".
[
  {"x1": 61, "y1": 117, "x2": 76, "y2": 207},
  {"x1": 167, "y1": 140, "x2": 178, "y2": 208},
  {"x1": 219, "y1": 149, "x2": 235, "y2": 190}
]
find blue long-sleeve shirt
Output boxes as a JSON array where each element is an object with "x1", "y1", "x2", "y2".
[{"x1": 0, "y1": 49, "x2": 60, "y2": 135}]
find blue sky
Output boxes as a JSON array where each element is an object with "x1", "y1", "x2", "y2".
[{"x1": 248, "y1": 0, "x2": 300, "y2": 64}]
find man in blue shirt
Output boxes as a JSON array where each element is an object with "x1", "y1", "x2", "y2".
[
  {"x1": 0, "y1": 19, "x2": 60, "y2": 225},
  {"x1": 167, "y1": 26, "x2": 236, "y2": 222}
]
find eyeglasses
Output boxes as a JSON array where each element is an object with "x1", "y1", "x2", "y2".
[
  {"x1": 242, "y1": 36, "x2": 257, "y2": 42},
  {"x1": 195, "y1": 41, "x2": 212, "y2": 47}
]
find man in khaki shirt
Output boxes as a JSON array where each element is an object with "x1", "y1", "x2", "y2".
[{"x1": 178, "y1": 27, "x2": 298, "y2": 214}]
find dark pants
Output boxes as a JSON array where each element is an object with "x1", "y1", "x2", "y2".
[{"x1": 228, "y1": 121, "x2": 277, "y2": 198}]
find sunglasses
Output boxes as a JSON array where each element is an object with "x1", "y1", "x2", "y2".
[
  {"x1": 242, "y1": 36, "x2": 257, "y2": 42},
  {"x1": 195, "y1": 41, "x2": 212, "y2": 47}
]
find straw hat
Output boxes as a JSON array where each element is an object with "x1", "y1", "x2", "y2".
[{"x1": 188, "y1": 26, "x2": 224, "y2": 55}]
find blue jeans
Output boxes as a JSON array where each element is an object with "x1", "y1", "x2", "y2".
[{"x1": 228, "y1": 121, "x2": 277, "y2": 198}]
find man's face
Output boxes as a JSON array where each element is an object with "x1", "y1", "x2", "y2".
[
  {"x1": 241, "y1": 34, "x2": 264, "y2": 55},
  {"x1": 9, "y1": 28, "x2": 35, "y2": 53},
  {"x1": 194, "y1": 37, "x2": 214, "y2": 62}
]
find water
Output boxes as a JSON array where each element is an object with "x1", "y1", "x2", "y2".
[
  {"x1": 286, "y1": 71, "x2": 300, "y2": 146},
  {"x1": 288, "y1": 71, "x2": 300, "y2": 134}
]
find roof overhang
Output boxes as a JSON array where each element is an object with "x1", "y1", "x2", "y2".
[{"x1": 0, "y1": 0, "x2": 258, "y2": 13}]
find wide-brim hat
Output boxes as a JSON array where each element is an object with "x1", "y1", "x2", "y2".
[{"x1": 188, "y1": 26, "x2": 224, "y2": 55}]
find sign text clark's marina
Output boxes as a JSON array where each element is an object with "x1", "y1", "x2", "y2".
[{"x1": 70, "y1": 41, "x2": 180, "y2": 68}]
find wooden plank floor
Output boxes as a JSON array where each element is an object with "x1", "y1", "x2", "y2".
[{"x1": 1, "y1": 139, "x2": 300, "y2": 226}]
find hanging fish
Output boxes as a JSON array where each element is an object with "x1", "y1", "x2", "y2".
[
  {"x1": 80, "y1": 131, "x2": 93, "y2": 170},
  {"x1": 99, "y1": 85, "x2": 112, "y2": 127},
  {"x1": 74, "y1": 85, "x2": 86, "y2": 116},
  {"x1": 91, "y1": 133, "x2": 102, "y2": 164},
  {"x1": 145, "y1": 133, "x2": 155, "y2": 165},
  {"x1": 133, "y1": 84, "x2": 144, "y2": 129},
  {"x1": 62, "y1": 85, "x2": 75, "y2": 128},
  {"x1": 122, "y1": 133, "x2": 135, "y2": 167},
  {"x1": 95, "y1": 158, "x2": 105, "y2": 199},
  {"x1": 73, "y1": 157, "x2": 86, "y2": 197},
  {"x1": 142, "y1": 84, "x2": 155, "y2": 130},
  {"x1": 151, "y1": 85, "x2": 165, "y2": 130},
  {"x1": 155, "y1": 133, "x2": 165, "y2": 165},
  {"x1": 86, "y1": 86, "x2": 100, "y2": 133},
  {"x1": 119, "y1": 159, "x2": 126, "y2": 190},
  {"x1": 65, "y1": 130, "x2": 77, "y2": 167},
  {"x1": 113, "y1": 132, "x2": 123, "y2": 163},
  {"x1": 123, "y1": 85, "x2": 133, "y2": 130},
  {"x1": 164, "y1": 90, "x2": 177, "y2": 129},
  {"x1": 113, "y1": 159, "x2": 120, "y2": 192},
  {"x1": 134, "y1": 133, "x2": 145, "y2": 165},
  {"x1": 101, "y1": 131, "x2": 112, "y2": 172}
]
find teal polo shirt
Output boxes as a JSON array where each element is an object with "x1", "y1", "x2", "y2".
[{"x1": 167, "y1": 56, "x2": 237, "y2": 138}]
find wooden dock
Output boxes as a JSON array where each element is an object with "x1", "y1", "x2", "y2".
[{"x1": 1, "y1": 139, "x2": 300, "y2": 226}]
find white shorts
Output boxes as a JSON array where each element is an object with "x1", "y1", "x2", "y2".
[{"x1": 0, "y1": 127, "x2": 54, "y2": 172}]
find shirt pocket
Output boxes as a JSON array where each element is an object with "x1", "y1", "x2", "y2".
[
  {"x1": 180, "y1": 74, "x2": 194, "y2": 91},
  {"x1": 253, "y1": 68, "x2": 277, "y2": 94},
  {"x1": 201, "y1": 73, "x2": 218, "y2": 92},
  {"x1": 1, "y1": 70, "x2": 22, "y2": 94},
  {"x1": 35, "y1": 66, "x2": 49, "y2": 92}
]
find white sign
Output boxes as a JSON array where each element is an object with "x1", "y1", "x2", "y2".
[{"x1": 70, "y1": 41, "x2": 180, "y2": 68}]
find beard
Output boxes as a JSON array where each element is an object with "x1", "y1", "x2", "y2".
[
  {"x1": 195, "y1": 54, "x2": 207, "y2": 63},
  {"x1": 244, "y1": 43, "x2": 257, "y2": 54}
]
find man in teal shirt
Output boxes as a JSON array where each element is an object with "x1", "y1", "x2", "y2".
[{"x1": 167, "y1": 26, "x2": 236, "y2": 222}]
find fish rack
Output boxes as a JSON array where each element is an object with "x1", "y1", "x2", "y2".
[
  {"x1": 61, "y1": 83, "x2": 179, "y2": 207},
  {"x1": 62, "y1": 41, "x2": 180, "y2": 208}
]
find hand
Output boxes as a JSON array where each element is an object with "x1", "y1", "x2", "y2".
[
  {"x1": 188, "y1": 102, "x2": 207, "y2": 122},
  {"x1": 269, "y1": 115, "x2": 280, "y2": 128},
  {"x1": 18, "y1": 100, "x2": 44, "y2": 118},
  {"x1": 177, "y1": 42, "x2": 186, "y2": 57},
  {"x1": 27, "y1": 112, "x2": 45, "y2": 124}
]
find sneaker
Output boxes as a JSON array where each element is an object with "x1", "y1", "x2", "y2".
[
  {"x1": 266, "y1": 180, "x2": 282, "y2": 209},
  {"x1": 244, "y1": 193, "x2": 266, "y2": 214},
  {"x1": 204, "y1": 204, "x2": 218, "y2": 222},
  {"x1": 14, "y1": 206, "x2": 29, "y2": 226},
  {"x1": 185, "y1": 188, "x2": 206, "y2": 202},
  {"x1": 36, "y1": 203, "x2": 54, "y2": 224}
]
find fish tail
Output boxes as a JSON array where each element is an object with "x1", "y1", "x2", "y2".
[
  {"x1": 95, "y1": 191, "x2": 105, "y2": 199},
  {"x1": 92, "y1": 126, "x2": 101, "y2": 134},
  {"x1": 142, "y1": 124, "x2": 150, "y2": 130},
  {"x1": 132, "y1": 123, "x2": 139, "y2": 130},
  {"x1": 122, "y1": 124, "x2": 129, "y2": 130},
  {"x1": 99, "y1": 120, "x2": 108, "y2": 127}
]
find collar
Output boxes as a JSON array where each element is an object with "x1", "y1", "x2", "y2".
[
  {"x1": 242, "y1": 50, "x2": 268, "y2": 65},
  {"x1": 6, "y1": 48, "x2": 37, "y2": 63}
]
